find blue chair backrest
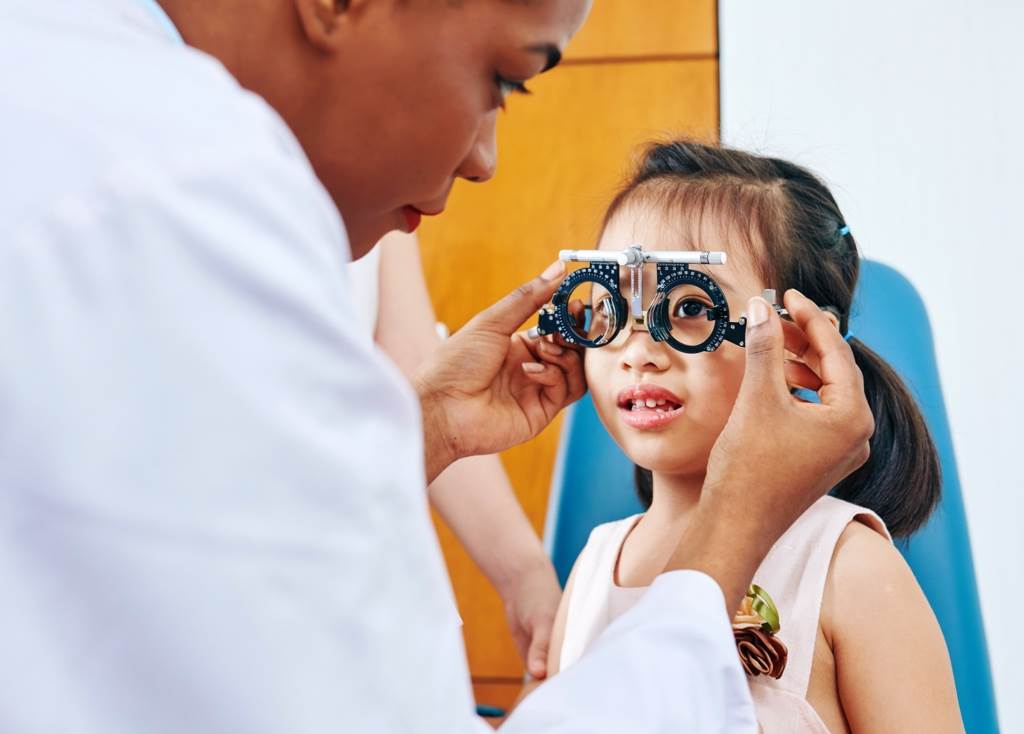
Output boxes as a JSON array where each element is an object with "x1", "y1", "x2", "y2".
[{"x1": 543, "y1": 260, "x2": 999, "y2": 733}]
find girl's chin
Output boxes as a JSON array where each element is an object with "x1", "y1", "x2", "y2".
[
  {"x1": 595, "y1": 404, "x2": 719, "y2": 475},
  {"x1": 633, "y1": 462, "x2": 707, "y2": 479},
  {"x1": 619, "y1": 441, "x2": 711, "y2": 477}
]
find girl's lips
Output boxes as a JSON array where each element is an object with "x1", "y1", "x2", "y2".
[
  {"x1": 618, "y1": 402, "x2": 685, "y2": 429},
  {"x1": 615, "y1": 384, "x2": 686, "y2": 430}
]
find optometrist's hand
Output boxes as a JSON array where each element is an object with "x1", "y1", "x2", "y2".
[
  {"x1": 414, "y1": 262, "x2": 585, "y2": 483},
  {"x1": 666, "y1": 289, "x2": 874, "y2": 612}
]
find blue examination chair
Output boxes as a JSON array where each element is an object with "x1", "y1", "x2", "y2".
[{"x1": 542, "y1": 260, "x2": 999, "y2": 732}]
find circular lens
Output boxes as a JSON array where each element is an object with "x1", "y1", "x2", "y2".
[
  {"x1": 664, "y1": 283, "x2": 716, "y2": 348},
  {"x1": 564, "y1": 279, "x2": 620, "y2": 345}
]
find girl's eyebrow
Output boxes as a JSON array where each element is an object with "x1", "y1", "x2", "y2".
[{"x1": 525, "y1": 43, "x2": 562, "y2": 72}]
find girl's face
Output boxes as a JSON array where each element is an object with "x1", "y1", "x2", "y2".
[{"x1": 584, "y1": 203, "x2": 769, "y2": 479}]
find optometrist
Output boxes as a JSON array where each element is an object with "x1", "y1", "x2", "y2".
[{"x1": 0, "y1": 1, "x2": 874, "y2": 732}]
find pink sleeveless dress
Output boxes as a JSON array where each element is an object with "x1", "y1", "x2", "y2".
[{"x1": 558, "y1": 496, "x2": 891, "y2": 732}]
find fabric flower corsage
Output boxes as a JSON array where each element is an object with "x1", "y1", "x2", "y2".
[{"x1": 732, "y1": 584, "x2": 788, "y2": 679}]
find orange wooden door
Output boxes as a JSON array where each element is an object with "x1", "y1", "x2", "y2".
[{"x1": 418, "y1": 0, "x2": 720, "y2": 706}]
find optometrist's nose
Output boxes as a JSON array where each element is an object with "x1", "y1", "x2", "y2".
[{"x1": 457, "y1": 111, "x2": 497, "y2": 184}]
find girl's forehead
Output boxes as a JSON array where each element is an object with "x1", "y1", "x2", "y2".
[
  {"x1": 598, "y1": 203, "x2": 765, "y2": 294},
  {"x1": 599, "y1": 201, "x2": 732, "y2": 250}
]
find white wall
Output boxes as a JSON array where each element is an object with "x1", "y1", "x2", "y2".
[{"x1": 720, "y1": 1, "x2": 1024, "y2": 730}]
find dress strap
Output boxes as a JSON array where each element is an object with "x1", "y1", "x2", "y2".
[{"x1": 748, "y1": 496, "x2": 891, "y2": 698}]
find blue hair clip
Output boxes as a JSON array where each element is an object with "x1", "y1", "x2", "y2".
[{"x1": 838, "y1": 224, "x2": 851, "y2": 237}]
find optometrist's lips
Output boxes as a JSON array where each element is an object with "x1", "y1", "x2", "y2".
[
  {"x1": 616, "y1": 383, "x2": 685, "y2": 430},
  {"x1": 400, "y1": 205, "x2": 444, "y2": 233}
]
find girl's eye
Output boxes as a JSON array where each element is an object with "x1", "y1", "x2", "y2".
[
  {"x1": 673, "y1": 299, "x2": 710, "y2": 319},
  {"x1": 494, "y1": 75, "x2": 531, "y2": 108}
]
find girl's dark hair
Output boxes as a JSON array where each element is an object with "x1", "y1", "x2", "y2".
[{"x1": 618, "y1": 141, "x2": 940, "y2": 538}]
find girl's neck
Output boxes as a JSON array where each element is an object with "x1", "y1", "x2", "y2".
[
  {"x1": 615, "y1": 470, "x2": 705, "y2": 588},
  {"x1": 642, "y1": 470, "x2": 704, "y2": 530}
]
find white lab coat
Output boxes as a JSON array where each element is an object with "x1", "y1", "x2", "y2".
[{"x1": 0, "y1": 1, "x2": 757, "y2": 731}]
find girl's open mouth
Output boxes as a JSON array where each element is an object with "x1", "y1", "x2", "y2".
[{"x1": 616, "y1": 385, "x2": 685, "y2": 430}]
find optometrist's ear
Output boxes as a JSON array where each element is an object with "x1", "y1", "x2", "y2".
[{"x1": 293, "y1": 0, "x2": 369, "y2": 52}]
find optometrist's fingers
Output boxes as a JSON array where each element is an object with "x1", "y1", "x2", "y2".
[
  {"x1": 783, "y1": 289, "x2": 864, "y2": 406},
  {"x1": 520, "y1": 362, "x2": 576, "y2": 413},
  {"x1": 778, "y1": 302, "x2": 848, "y2": 380},
  {"x1": 552, "y1": 330, "x2": 585, "y2": 353},
  {"x1": 779, "y1": 315, "x2": 837, "y2": 380},
  {"x1": 536, "y1": 338, "x2": 565, "y2": 358},
  {"x1": 780, "y1": 316, "x2": 812, "y2": 361},
  {"x1": 472, "y1": 261, "x2": 566, "y2": 336},
  {"x1": 535, "y1": 335, "x2": 583, "y2": 358},
  {"x1": 533, "y1": 337, "x2": 586, "y2": 403},
  {"x1": 536, "y1": 328, "x2": 586, "y2": 355},
  {"x1": 733, "y1": 296, "x2": 791, "y2": 403},
  {"x1": 521, "y1": 327, "x2": 580, "y2": 359},
  {"x1": 784, "y1": 359, "x2": 823, "y2": 392}
]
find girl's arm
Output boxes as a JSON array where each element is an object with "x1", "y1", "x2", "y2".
[
  {"x1": 512, "y1": 563, "x2": 577, "y2": 712},
  {"x1": 373, "y1": 232, "x2": 561, "y2": 678},
  {"x1": 431, "y1": 455, "x2": 561, "y2": 678},
  {"x1": 546, "y1": 562, "x2": 578, "y2": 677},
  {"x1": 825, "y1": 522, "x2": 964, "y2": 732}
]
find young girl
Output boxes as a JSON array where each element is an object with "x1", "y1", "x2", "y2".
[{"x1": 544, "y1": 141, "x2": 964, "y2": 732}]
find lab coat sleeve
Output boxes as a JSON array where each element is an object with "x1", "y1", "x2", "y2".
[
  {"x1": 500, "y1": 571, "x2": 759, "y2": 734},
  {"x1": 1, "y1": 108, "x2": 754, "y2": 734},
  {"x1": 0, "y1": 139, "x2": 479, "y2": 734}
]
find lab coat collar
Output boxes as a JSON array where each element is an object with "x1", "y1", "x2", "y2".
[{"x1": 136, "y1": 0, "x2": 184, "y2": 45}]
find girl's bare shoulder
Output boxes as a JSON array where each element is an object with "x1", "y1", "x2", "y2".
[
  {"x1": 819, "y1": 521, "x2": 962, "y2": 731},
  {"x1": 821, "y1": 520, "x2": 915, "y2": 639}
]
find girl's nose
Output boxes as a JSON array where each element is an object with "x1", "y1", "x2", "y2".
[
  {"x1": 619, "y1": 328, "x2": 672, "y2": 374},
  {"x1": 457, "y1": 112, "x2": 497, "y2": 184}
]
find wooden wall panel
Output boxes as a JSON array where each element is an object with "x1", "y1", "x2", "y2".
[
  {"x1": 419, "y1": 2, "x2": 720, "y2": 700},
  {"x1": 565, "y1": 0, "x2": 717, "y2": 60},
  {"x1": 421, "y1": 60, "x2": 719, "y2": 335},
  {"x1": 472, "y1": 682, "x2": 521, "y2": 728}
]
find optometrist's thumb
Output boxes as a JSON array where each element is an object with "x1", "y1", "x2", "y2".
[
  {"x1": 469, "y1": 261, "x2": 565, "y2": 336},
  {"x1": 736, "y1": 296, "x2": 788, "y2": 402}
]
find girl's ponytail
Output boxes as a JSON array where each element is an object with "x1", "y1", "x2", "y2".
[
  {"x1": 635, "y1": 465, "x2": 654, "y2": 509},
  {"x1": 833, "y1": 338, "x2": 941, "y2": 537}
]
